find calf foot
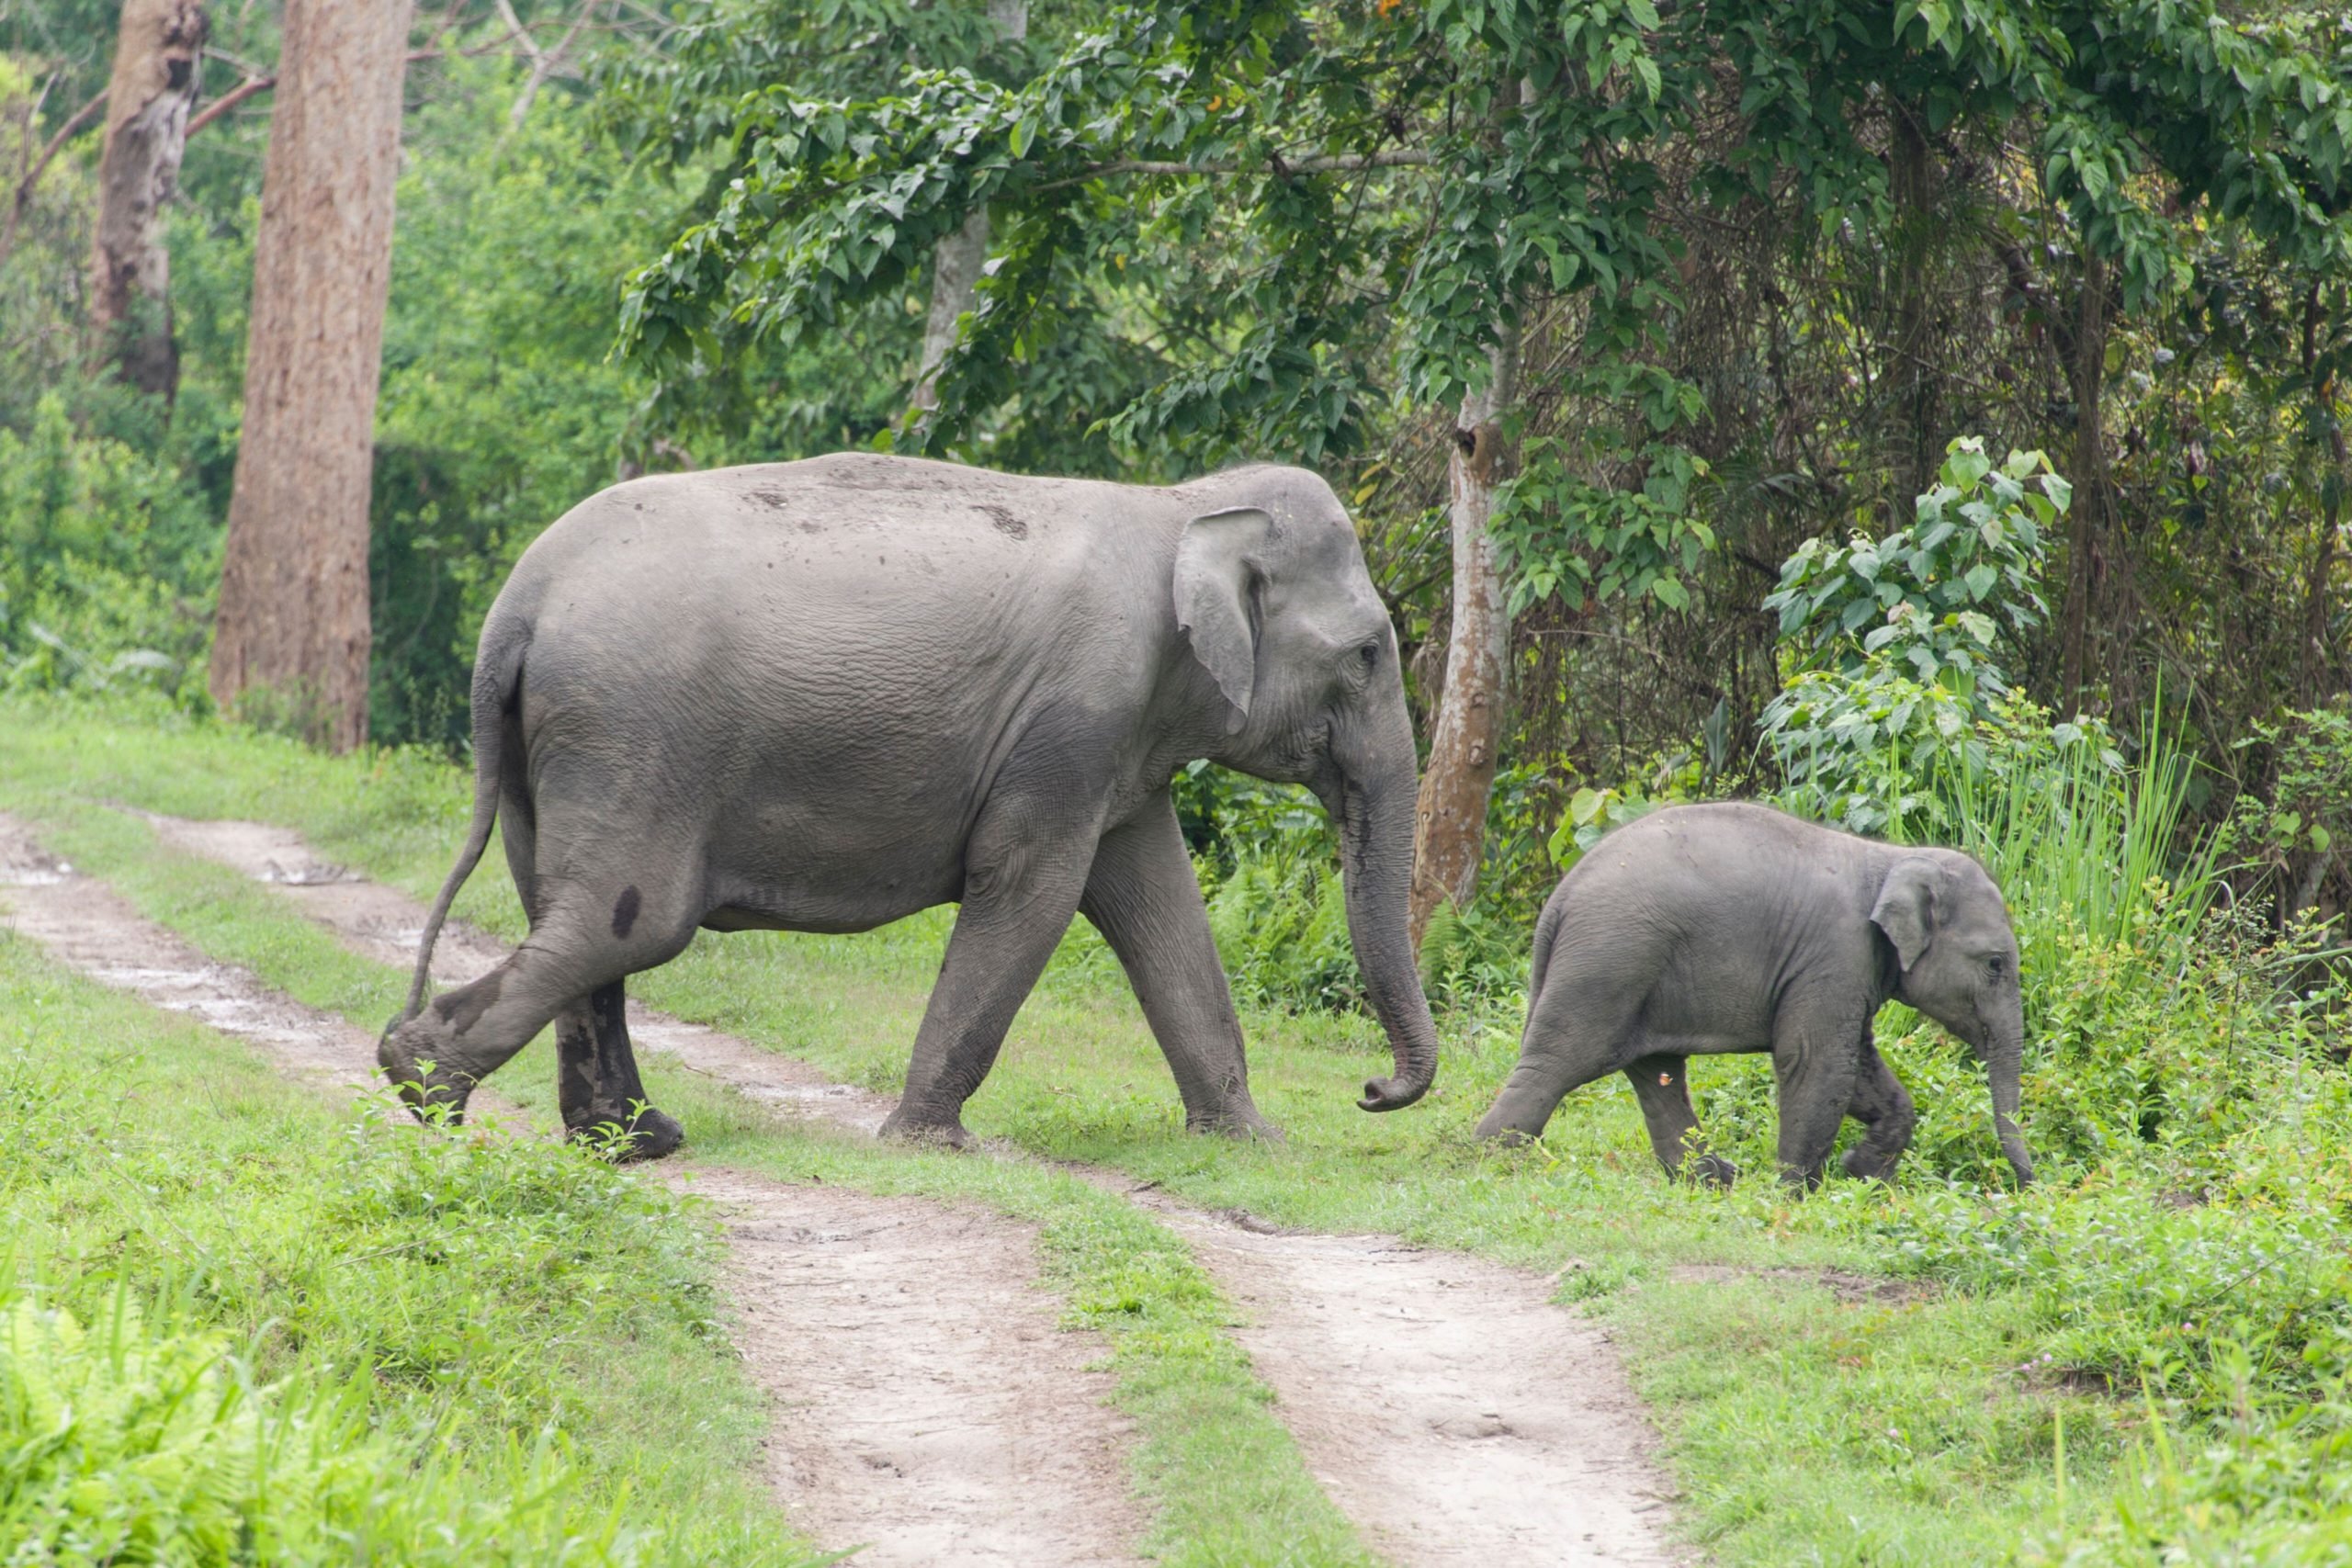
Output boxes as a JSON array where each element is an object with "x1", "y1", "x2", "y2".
[
  {"x1": 1683, "y1": 1153, "x2": 1738, "y2": 1190},
  {"x1": 1842, "y1": 1144, "x2": 1905, "y2": 1182}
]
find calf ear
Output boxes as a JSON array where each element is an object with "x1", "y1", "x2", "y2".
[
  {"x1": 1173, "y1": 506, "x2": 1271, "y2": 734},
  {"x1": 1870, "y1": 855, "x2": 1942, "y2": 971}
]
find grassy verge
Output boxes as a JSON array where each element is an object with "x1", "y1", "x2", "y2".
[
  {"x1": 0, "y1": 746, "x2": 1376, "y2": 1567},
  {"x1": 9, "y1": 694, "x2": 2349, "y2": 1563},
  {"x1": 0, "y1": 929, "x2": 817, "y2": 1565}
]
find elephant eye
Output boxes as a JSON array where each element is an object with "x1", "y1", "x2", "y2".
[{"x1": 1356, "y1": 639, "x2": 1381, "y2": 669}]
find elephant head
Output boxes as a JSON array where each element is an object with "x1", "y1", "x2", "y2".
[
  {"x1": 1871, "y1": 851, "x2": 2034, "y2": 1185},
  {"x1": 1172, "y1": 480, "x2": 1440, "y2": 1112}
]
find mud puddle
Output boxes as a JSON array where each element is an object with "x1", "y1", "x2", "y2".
[
  {"x1": 6, "y1": 812, "x2": 1143, "y2": 1568},
  {"x1": 149, "y1": 810, "x2": 1689, "y2": 1566}
]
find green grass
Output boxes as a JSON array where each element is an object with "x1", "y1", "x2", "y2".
[
  {"x1": 8, "y1": 694, "x2": 2350, "y2": 1564},
  {"x1": 0, "y1": 928, "x2": 818, "y2": 1565}
]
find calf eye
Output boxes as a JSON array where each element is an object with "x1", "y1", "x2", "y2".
[{"x1": 1357, "y1": 640, "x2": 1381, "y2": 669}]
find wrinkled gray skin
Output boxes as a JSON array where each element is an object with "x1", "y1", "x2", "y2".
[
  {"x1": 379, "y1": 453, "x2": 1441, "y2": 1156},
  {"x1": 1476, "y1": 803, "x2": 2033, "y2": 1190}
]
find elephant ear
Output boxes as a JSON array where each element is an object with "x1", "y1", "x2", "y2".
[
  {"x1": 1173, "y1": 506, "x2": 1272, "y2": 734},
  {"x1": 1870, "y1": 855, "x2": 1943, "y2": 971}
]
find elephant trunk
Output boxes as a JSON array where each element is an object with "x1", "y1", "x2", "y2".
[
  {"x1": 1325, "y1": 757, "x2": 1441, "y2": 1112},
  {"x1": 1986, "y1": 1024, "x2": 2033, "y2": 1188}
]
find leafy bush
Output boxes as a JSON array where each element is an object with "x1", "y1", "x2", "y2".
[
  {"x1": 1762, "y1": 436, "x2": 2064, "y2": 695},
  {"x1": 0, "y1": 1287, "x2": 638, "y2": 1566},
  {"x1": 0, "y1": 393, "x2": 214, "y2": 705},
  {"x1": 0, "y1": 940, "x2": 824, "y2": 1568}
]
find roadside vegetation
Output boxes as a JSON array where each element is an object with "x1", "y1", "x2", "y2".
[
  {"x1": 0, "y1": 926, "x2": 821, "y2": 1566},
  {"x1": 6, "y1": 648, "x2": 2346, "y2": 1563}
]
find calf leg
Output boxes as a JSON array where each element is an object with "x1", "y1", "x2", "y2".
[
  {"x1": 1476, "y1": 953, "x2": 1646, "y2": 1141},
  {"x1": 1624, "y1": 1053, "x2": 1736, "y2": 1188},
  {"x1": 1771, "y1": 989, "x2": 1867, "y2": 1192},
  {"x1": 1839, "y1": 1032, "x2": 1916, "y2": 1181}
]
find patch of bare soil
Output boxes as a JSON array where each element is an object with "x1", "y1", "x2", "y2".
[
  {"x1": 14, "y1": 813, "x2": 1144, "y2": 1568},
  {"x1": 686, "y1": 1171, "x2": 1140, "y2": 1567},
  {"x1": 154, "y1": 812, "x2": 1690, "y2": 1566},
  {"x1": 0, "y1": 813, "x2": 386, "y2": 1097},
  {"x1": 1118, "y1": 1189, "x2": 1686, "y2": 1567}
]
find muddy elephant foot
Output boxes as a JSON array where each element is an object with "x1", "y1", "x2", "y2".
[
  {"x1": 378, "y1": 1018, "x2": 478, "y2": 1125},
  {"x1": 876, "y1": 1108, "x2": 977, "y2": 1150},
  {"x1": 1683, "y1": 1153, "x2": 1737, "y2": 1190},
  {"x1": 567, "y1": 1103, "x2": 685, "y2": 1162}
]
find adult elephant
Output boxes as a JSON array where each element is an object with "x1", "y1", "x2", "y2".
[{"x1": 379, "y1": 453, "x2": 1441, "y2": 1155}]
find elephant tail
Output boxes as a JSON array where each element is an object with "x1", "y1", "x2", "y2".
[
  {"x1": 1521, "y1": 892, "x2": 1567, "y2": 1046},
  {"x1": 392, "y1": 619, "x2": 527, "y2": 1029}
]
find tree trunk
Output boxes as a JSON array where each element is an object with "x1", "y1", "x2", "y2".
[
  {"x1": 1888, "y1": 103, "x2": 1938, "y2": 514},
  {"x1": 88, "y1": 0, "x2": 206, "y2": 399},
  {"x1": 911, "y1": 208, "x2": 988, "y2": 415},
  {"x1": 1409, "y1": 314, "x2": 1521, "y2": 947},
  {"x1": 209, "y1": 0, "x2": 413, "y2": 752},
  {"x1": 2058, "y1": 251, "x2": 2109, "y2": 705},
  {"x1": 909, "y1": 0, "x2": 1023, "y2": 421}
]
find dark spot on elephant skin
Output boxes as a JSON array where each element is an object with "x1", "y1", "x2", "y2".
[
  {"x1": 431, "y1": 968, "x2": 503, "y2": 1036},
  {"x1": 612, "y1": 886, "x2": 642, "y2": 939},
  {"x1": 975, "y1": 503, "x2": 1027, "y2": 539},
  {"x1": 748, "y1": 486, "x2": 793, "y2": 510}
]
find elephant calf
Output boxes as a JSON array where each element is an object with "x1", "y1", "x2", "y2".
[{"x1": 1476, "y1": 802, "x2": 2034, "y2": 1190}]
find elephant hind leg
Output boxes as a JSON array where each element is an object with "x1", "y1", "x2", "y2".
[
  {"x1": 1475, "y1": 958, "x2": 1646, "y2": 1141},
  {"x1": 1839, "y1": 1034, "x2": 1916, "y2": 1182},
  {"x1": 1624, "y1": 1053, "x2": 1736, "y2": 1188},
  {"x1": 379, "y1": 868, "x2": 699, "y2": 1126},
  {"x1": 556, "y1": 981, "x2": 684, "y2": 1161}
]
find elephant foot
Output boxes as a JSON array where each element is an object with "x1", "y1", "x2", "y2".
[
  {"x1": 568, "y1": 1104, "x2": 686, "y2": 1163},
  {"x1": 1842, "y1": 1145, "x2": 1904, "y2": 1183},
  {"x1": 377, "y1": 1020, "x2": 476, "y2": 1126},
  {"x1": 876, "y1": 1108, "x2": 977, "y2": 1150},
  {"x1": 1682, "y1": 1153, "x2": 1737, "y2": 1190},
  {"x1": 1188, "y1": 1105, "x2": 1285, "y2": 1143}
]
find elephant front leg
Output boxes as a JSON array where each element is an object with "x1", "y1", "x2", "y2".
[
  {"x1": 1080, "y1": 792, "x2": 1276, "y2": 1140},
  {"x1": 880, "y1": 787, "x2": 1100, "y2": 1148},
  {"x1": 1839, "y1": 1032, "x2": 1916, "y2": 1182},
  {"x1": 1624, "y1": 1053, "x2": 1736, "y2": 1189},
  {"x1": 555, "y1": 981, "x2": 684, "y2": 1162},
  {"x1": 1770, "y1": 992, "x2": 1866, "y2": 1192}
]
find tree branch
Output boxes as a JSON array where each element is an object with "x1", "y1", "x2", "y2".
[
  {"x1": 0, "y1": 87, "x2": 107, "y2": 264},
  {"x1": 186, "y1": 73, "x2": 273, "y2": 136},
  {"x1": 1035, "y1": 147, "x2": 1431, "y2": 192}
]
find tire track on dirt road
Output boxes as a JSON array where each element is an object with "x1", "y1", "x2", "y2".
[
  {"x1": 0, "y1": 812, "x2": 1145, "y2": 1568},
  {"x1": 152, "y1": 811, "x2": 1690, "y2": 1567}
]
